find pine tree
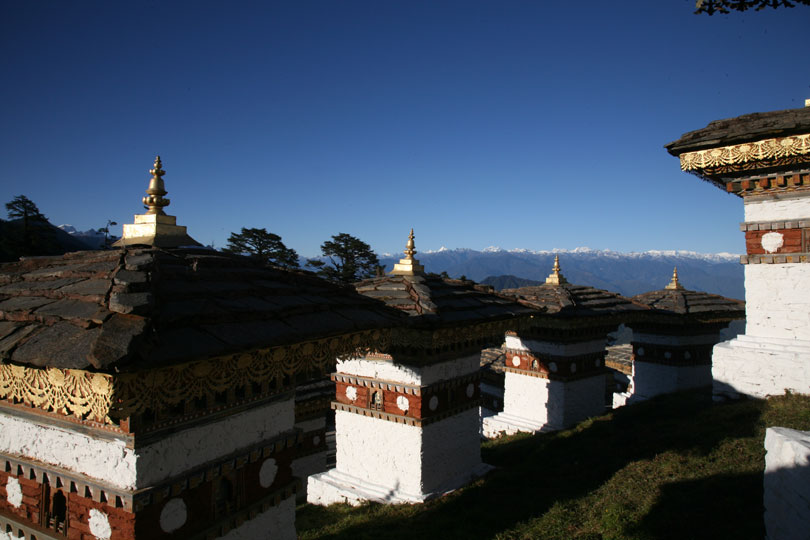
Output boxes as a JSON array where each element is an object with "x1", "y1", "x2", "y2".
[
  {"x1": 308, "y1": 233, "x2": 379, "y2": 283},
  {"x1": 223, "y1": 228, "x2": 300, "y2": 268}
]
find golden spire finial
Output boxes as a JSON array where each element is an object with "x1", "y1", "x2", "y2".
[
  {"x1": 114, "y1": 156, "x2": 200, "y2": 248},
  {"x1": 545, "y1": 254, "x2": 568, "y2": 285},
  {"x1": 390, "y1": 228, "x2": 425, "y2": 276},
  {"x1": 142, "y1": 155, "x2": 171, "y2": 215},
  {"x1": 665, "y1": 266, "x2": 685, "y2": 290},
  {"x1": 404, "y1": 228, "x2": 416, "y2": 259}
]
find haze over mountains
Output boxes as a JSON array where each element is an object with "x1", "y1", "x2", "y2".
[{"x1": 379, "y1": 247, "x2": 744, "y2": 300}]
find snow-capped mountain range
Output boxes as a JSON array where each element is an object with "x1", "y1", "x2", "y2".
[
  {"x1": 379, "y1": 246, "x2": 744, "y2": 300},
  {"x1": 58, "y1": 225, "x2": 119, "y2": 249}
]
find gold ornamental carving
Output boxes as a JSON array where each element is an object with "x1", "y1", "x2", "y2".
[
  {"x1": 0, "y1": 329, "x2": 390, "y2": 425},
  {"x1": 679, "y1": 134, "x2": 810, "y2": 172},
  {"x1": 0, "y1": 365, "x2": 114, "y2": 423},
  {"x1": 0, "y1": 319, "x2": 539, "y2": 425}
]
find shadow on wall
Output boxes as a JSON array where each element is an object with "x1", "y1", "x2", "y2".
[
  {"x1": 763, "y1": 427, "x2": 810, "y2": 540},
  {"x1": 763, "y1": 463, "x2": 810, "y2": 540},
  {"x1": 719, "y1": 319, "x2": 746, "y2": 342}
]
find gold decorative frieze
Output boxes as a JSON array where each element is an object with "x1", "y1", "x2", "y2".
[
  {"x1": 679, "y1": 134, "x2": 810, "y2": 172},
  {"x1": 116, "y1": 329, "x2": 390, "y2": 419},
  {"x1": 0, "y1": 329, "x2": 390, "y2": 425},
  {"x1": 1, "y1": 320, "x2": 536, "y2": 425},
  {"x1": 0, "y1": 366, "x2": 114, "y2": 424}
]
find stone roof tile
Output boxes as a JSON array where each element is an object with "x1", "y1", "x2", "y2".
[
  {"x1": 34, "y1": 298, "x2": 111, "y2": 324},
  {"x1": 631, "y1": 288, "x2": 744, "y2": 320},
  {"x1": 0, "y1": 247, "x2": 405, "y2": 371},
  {"x1": 501, "y1": 283, "x2": 644, "y2": 318},
  {"x1": 665, "y1": 106, "x2": 810, "y2": 155},
  {"x1": 0, "y1": 296, "x2": 57, "y2": 313},
  {"x1": 11, "y1": 322, "x2": 100, "y2": 369},
  {"x1": 354, "y1": 274, "x2": 532, "y2": 326}
]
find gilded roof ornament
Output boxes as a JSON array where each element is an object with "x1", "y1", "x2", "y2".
[
  {"x1": 142, "y1": 156, "x2": 171, "y2": 215},
  {"x1": 113, "y1": 156, "x2": 200, "y2": 248},
  {"x1": 545, "y1": 255, "x2": 568, "y2": 285},
  {"x1": 404, "y1": 228, "x2": 416, "y2": 259},
  {"x1": 390, "y1": 228, "x2": 425, "y2": 276},
  {"x1": 665, "y1": 267, "x2": 685, "y2": 290}
]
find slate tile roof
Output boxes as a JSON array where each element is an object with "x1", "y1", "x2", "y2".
[
  {"x1": 631, "y1": 287, "x2": 745, "y2": 321},
  {"x1": 354, "y1": 274, "x2": 533, "y2": 327},
  {"x1": 0, "y1": 248, "x2": 405, "y2": 372},
  {"x1": 500, "y1": 282, "x2": 645, "y2": 319},
  {"x1": 665, "y1": 106, "x2": 810, "y2": 155}
]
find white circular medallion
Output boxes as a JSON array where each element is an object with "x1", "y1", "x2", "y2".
[
  {"x1": 89, "y1": 509, "x2": 112, "y2": 540},
  {"x1": 761, "y1": 232, "x2": 784, "y2": 254},
  {"x1": 313, "y1": 435, "x2": 321, "y2": 446},
  {"x1": 6, "y1": 477, "x2": 22, "y2": 508},
  {"x1": 396, "y1": 395, "x2": 409, "y2": 412},
  {"x1": 160, "y1": 498, "x2": 187, "y2": 533},
  {"x1": 345, "y1": 386, "x2": 357, "y2": 402},
  {"x1": 549, "y1": 362, "x2": 557, "y2": 373},
  {"x1": 466, "y1": 383, "x2": 474, "y2": 398},
  {"x1": 259, "y1": 458, "x2": 278, "y2": 488},
  {"x1": 429, "y1": 395, "x2": 439, "y2": 411},
  {"x1": 512, "y1": 356, "x2": 521, "y2": 367},
  {"x1": 637, "y1": 347, "x2": 645, "y2": 357}
]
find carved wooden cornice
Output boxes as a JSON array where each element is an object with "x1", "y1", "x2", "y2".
[
  {"x1": 679, "y1": 134, "x2": 810, "y2": 173},
  {"x1": 0, "y1": 328, "x2": 390, "y2": 426}
]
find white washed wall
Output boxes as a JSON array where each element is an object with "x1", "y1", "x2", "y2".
[
  {"x1": 712, "y1": 335, "x2": 810, "y2": 398},
  {"x1": 630, "y1": 362, "x2": 712, "y2": 398},
  {"x1": 764, "y1": 427, "x2": 810, "y2": 540},
  {"x1": 743, "y1": 196, "x2": 810, "y2": 222},
  {"x1": 0, "y1": 397, "x2": 294, "y2": 490},
  {"x1": 744, "y1": 264, "x2": 810, "y2": 341}
]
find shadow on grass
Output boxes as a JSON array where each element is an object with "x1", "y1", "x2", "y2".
[
  {"x1": 298, "y1": 391, "x2": 768, "y2": 540},
  {"x1": 631, "y1": 472, "x2": 764, "y2": 540}
]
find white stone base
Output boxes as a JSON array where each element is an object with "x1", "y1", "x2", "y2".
[
  {"x1": 482, "y1": 372, "x2": 606, "y2": 438},
  {"x1": 292, "y1": 450, "x2": 328, "y2": 500},
  {"x1": 307, "y1": 408, "x2": 488, "y2": 506},
  {"x1": 612, "y1": 391, "x2": 633, "y2": 409},
  {"x1": 632, "y1": 362, "x2": 712, "y2": 397},
  {"x1": 612, "y1": 362, "x2": 712, "y2": 408},
  {"x1": 712, "y1": 335, "x2": 810, "y2": 398},
  {"x1": 764, "y1": 427, "x2": 810, "y2": 540},
  {"x1": 482, "y1": 411, "x2": 551, "y2": 438},
  {"x1": 216, "y1": 494, "x2": 296, "y2": 540},
  {"x1": 307, "y1": 463, "x2": 493, "y2": 506}
]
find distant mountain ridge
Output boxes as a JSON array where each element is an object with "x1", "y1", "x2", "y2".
[
  {"x1": 379, "y1": 247, "x2": 744, "y2": 300},
  {"x1": 0, "y1": 219, "x2": 94, "y2": 262},
  {"x1": 58, "y1": 224, "x2": 119, "y2": 249}
]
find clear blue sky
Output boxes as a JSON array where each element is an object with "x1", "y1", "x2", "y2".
[{"x1": 2, "y1": 1, "x2": 808, "y2": 257}]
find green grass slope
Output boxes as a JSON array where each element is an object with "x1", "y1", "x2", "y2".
[{"x1": 297, "y1": 391, "x2": 810, "y2": 540}]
